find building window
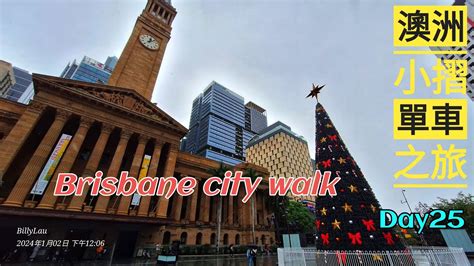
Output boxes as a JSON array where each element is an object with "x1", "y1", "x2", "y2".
[
  {"x1": 196, "y1": 232, "x2": 202, "y2": 245},
  {"x1": 223, "y1": 234, "x2": 229, "y2": 245},
  {"x1": 210, "y1": 233, "x2": 216, "y2": 245},
  {"x1": 180, "y1": 232, "x2": 187, "y2": 245},
  {"x1": 235, "y1": 234, "x2": 240, "y2": 245},
  {"x1": 162, "y1": 231, "x2": 171, "y2": 245},
  {"x1": 151, "y1": 4, "x2": 158, "y2": 15}
]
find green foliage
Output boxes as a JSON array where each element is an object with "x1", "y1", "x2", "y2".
[
  {"x1": 393, "y1": 226, "x2": 424, "y2": 246},
  {"x1": 244, "y1": 168, "x2": 259, "y2": 182},
  {"x1": 178, "y1": 245, "x2": 249, "y2": 255},
  {"x1": 286, "y1": 201, "x2": 315, "y2": 233},
  {"x1": 431, "y1": 192, "x2": 473, "y2": 234},
  {"x1": 208, "y1": 162, "x2": 231, "y2": 177}
]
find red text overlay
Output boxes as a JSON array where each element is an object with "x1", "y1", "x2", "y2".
[{"x1": 54, "y1": 170, "x2": 340, "y2": 203}]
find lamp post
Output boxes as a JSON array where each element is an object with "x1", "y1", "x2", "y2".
[{"x1": 400, "y1": 189, "x2": 427, "y2": 246}]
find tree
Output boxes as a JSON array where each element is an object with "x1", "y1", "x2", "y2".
[
  {"x1": 208, "y1": 162, "x2": 231, "y2": 253},
  {"x1": 287, "y1": 201, "x2": 315, "y2": 233},
  {"x1": 417, "y1": 192, "x2": 474, "y2": 234},
  {"x1": 244, "y1": 167, "x2": 259, "y2": 244},
  {"x1": 313, "y1": 103, "x2": 404, "y2": 250},
  {"x1": 268, "y1": 194, "x2": 289, "y2": 245}
]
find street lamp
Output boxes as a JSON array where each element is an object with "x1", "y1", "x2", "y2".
[{"x1": 400, "y1": 189, "x2": 427, "y2": 246}]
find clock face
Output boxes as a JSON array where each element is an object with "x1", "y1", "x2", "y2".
[{"x1": 139, "y1": 34, "x2": 159, "y2": 50}]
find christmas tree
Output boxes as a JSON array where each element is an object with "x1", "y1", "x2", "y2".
[{"x1": 314, "y1": 102, "x2": 405, "y2": 250}]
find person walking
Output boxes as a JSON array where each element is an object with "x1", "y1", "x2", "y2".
[
  {"x1": 251, "y1": 247, "x2": 257, "y2": 266},
  {"x1": 246, "y1": 247, "x2": 253, "y2": 266},
  {"x1": 229, "y1": 244, "x2": 234, "y2": 257},
  {"x1": 95, "y1": 245, "x2": 104, "y2": 260}
]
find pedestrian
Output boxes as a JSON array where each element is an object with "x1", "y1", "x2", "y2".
[
  {"x1": 155, "y1": 243, "x2": 161, "y2": 258},
  {"x1": 229, "y1": 244, "x2": 234, "y2": 257},
  {"x1": 29, "y1": 245, "x2": 40, "y2": 262},
  {"x1": 246, "y1": 247, "x2": 253, "y2": 266},
  {"x1": 251, "y1": 247, "x2": 257, "y2": 265},
  {"x1": 102, "y1": 245, "x2": 108, "y2": 258},
  {"x1": 96, "y1": 245, "x2": 104, "y2": 260}
]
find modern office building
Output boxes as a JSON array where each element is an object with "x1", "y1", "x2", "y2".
[
  {"x1": 246, "y1": 121, "x2": 314, "y2": 200},
  {"x1": 245, "y1": 101, "x2": 267, "y2": 133},
  {"x1": 0, "y1": 61, "x2": 15, "y2": 98},
  {"x1": 184, "y1": 82, "x2": 267, "y2": 165},
  {"x1": 430, "y1": 0, "x2": 474, "y2": 101},
  {"x1": 104, "y1": 56, "x2": 118, "y2": 72},
  {"x1": 60, "y1": 56, "x2": 117, "y2": 84},
  {"x1": 0, "y1": 61, "x2": 34, "y2": 104}
]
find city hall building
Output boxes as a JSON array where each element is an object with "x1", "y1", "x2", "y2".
[{"x1": 0, "y1": 0, "x2": 274, "y2": 260}]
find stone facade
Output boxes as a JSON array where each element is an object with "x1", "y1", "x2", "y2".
[{"x1": 0, "y1": 0, "x2": 274, "y2": 260}]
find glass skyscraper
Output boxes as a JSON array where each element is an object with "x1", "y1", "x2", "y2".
[
  {"x1": 60, "y1": 56, "x2": 117, "y2": 84},
  {"x1": 2, "y1": 66, "x2": 33, "y2": 104},
  {"x1": 183, "y1": 81, "x2": 267, "y2": 165}
]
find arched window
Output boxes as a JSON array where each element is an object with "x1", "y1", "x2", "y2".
[
  {"x1": 196, "y1": 232, "x2": 202, "y2": 245},
  {"x1": 162, "y1": 231, "x2": 171, "y2": 245},
  {"x1": 255, "y1": 237, "x2": 259, "y2": 245},
  {"x1": 235, "y1": 234, "x2": 240, "y2": 245},
  {"x1": 261, "y1": 235, "x2": 266, "y2": 245},
  {"x1": 180, "y1": 232, "x2": 187, "y2": 245},
  {"x1": 223, "y1": 234, "x2": 229, "y2": 245},
  {"x1": 210, "y1": 233, "x2": 216, "y2": 245}
]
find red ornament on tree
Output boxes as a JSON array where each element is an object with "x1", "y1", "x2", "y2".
[
  {"x1": 362, "y1": 219, "x2": 376, "y2": 231},
  {"x1": 383, "y1": 232, "x2": 395, "y2": 245},
  {"x1": 322, "y1": 159, "x2": 331, "y2": 168},
  {"x1": 315, "y1": 220, "x2": 321, "y2": 230},
  {"x1": 321, "y1": 233, "x2": 330, "y2": 245},
  {"x1": 348, "y1": 232, "x2": 362, "y2": 245}
]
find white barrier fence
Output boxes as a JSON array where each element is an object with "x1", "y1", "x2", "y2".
[{"x1": 277, "y1": 246, "x2": 470, "y2": 266}]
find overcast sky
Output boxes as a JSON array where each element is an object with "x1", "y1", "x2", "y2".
[{"x1": 0, "y1": 0, "x2": 472, "y2": 213}]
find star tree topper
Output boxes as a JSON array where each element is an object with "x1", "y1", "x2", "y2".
[{"x1": 306, "y1": 83, "x2": 325, "y2": 101}]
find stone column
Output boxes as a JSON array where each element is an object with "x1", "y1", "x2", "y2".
[
  {"x1": 262, "y1": 192, "x2": 269, "y2": 226},
  {"x1": 170, "y1": 188, "x2": 183, "y2": 221},
  {"x1": 185, "y1": 179, "x2": 199, "y2": 222},
  {"x1": 238, "y1": 186, "x2": 254, "y2": 244},
  {"x1": 199, "y1": 189, "x2": 210, "y2": 223},
  {"x1": 259, "y1": 191, "x2": 265, "y2": 225},
  {"x1": 155, "y1": 145, "x2": 178, "y2": 218},
  {"x1": 227, "y1": 196, "x2": 234, "y2": 225},
  {"x1": 117, "y1": 135, "x2": 148, "y2": 215},
  {"x1": 255, "y1": 191, "x2": 261, "y2": 226},
  {"x1": 0, "y1": 102, "x2": 45, "y2": 182},
  {"x1": 222, "y1": 197, "x2": 228, "y2": 224},
  {"x1": 3, "y1": 109, "x2": 70, "y2": 207},
  {"x1": 211, "y1": 196, "x2": 218, "y2": 222},
  {"x1": 94, "y1": 129, "x2": 132, "y2": 213},
  {"x1": 237, "y1": 187, "x2": 247, "y2": 226},
  {"x1": 37, "y1": 117, "x2": 94, "y2": 209},
  {"x1": 67, "y1": 123, "x2": 114, "y2": 211},
  {"x1": 138, "y1": 141, "x2": 163, "y2": 216}
]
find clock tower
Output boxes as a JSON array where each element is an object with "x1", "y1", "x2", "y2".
[{"x1": 108, "y1": 0, "x2": 176, "y2": 100}]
